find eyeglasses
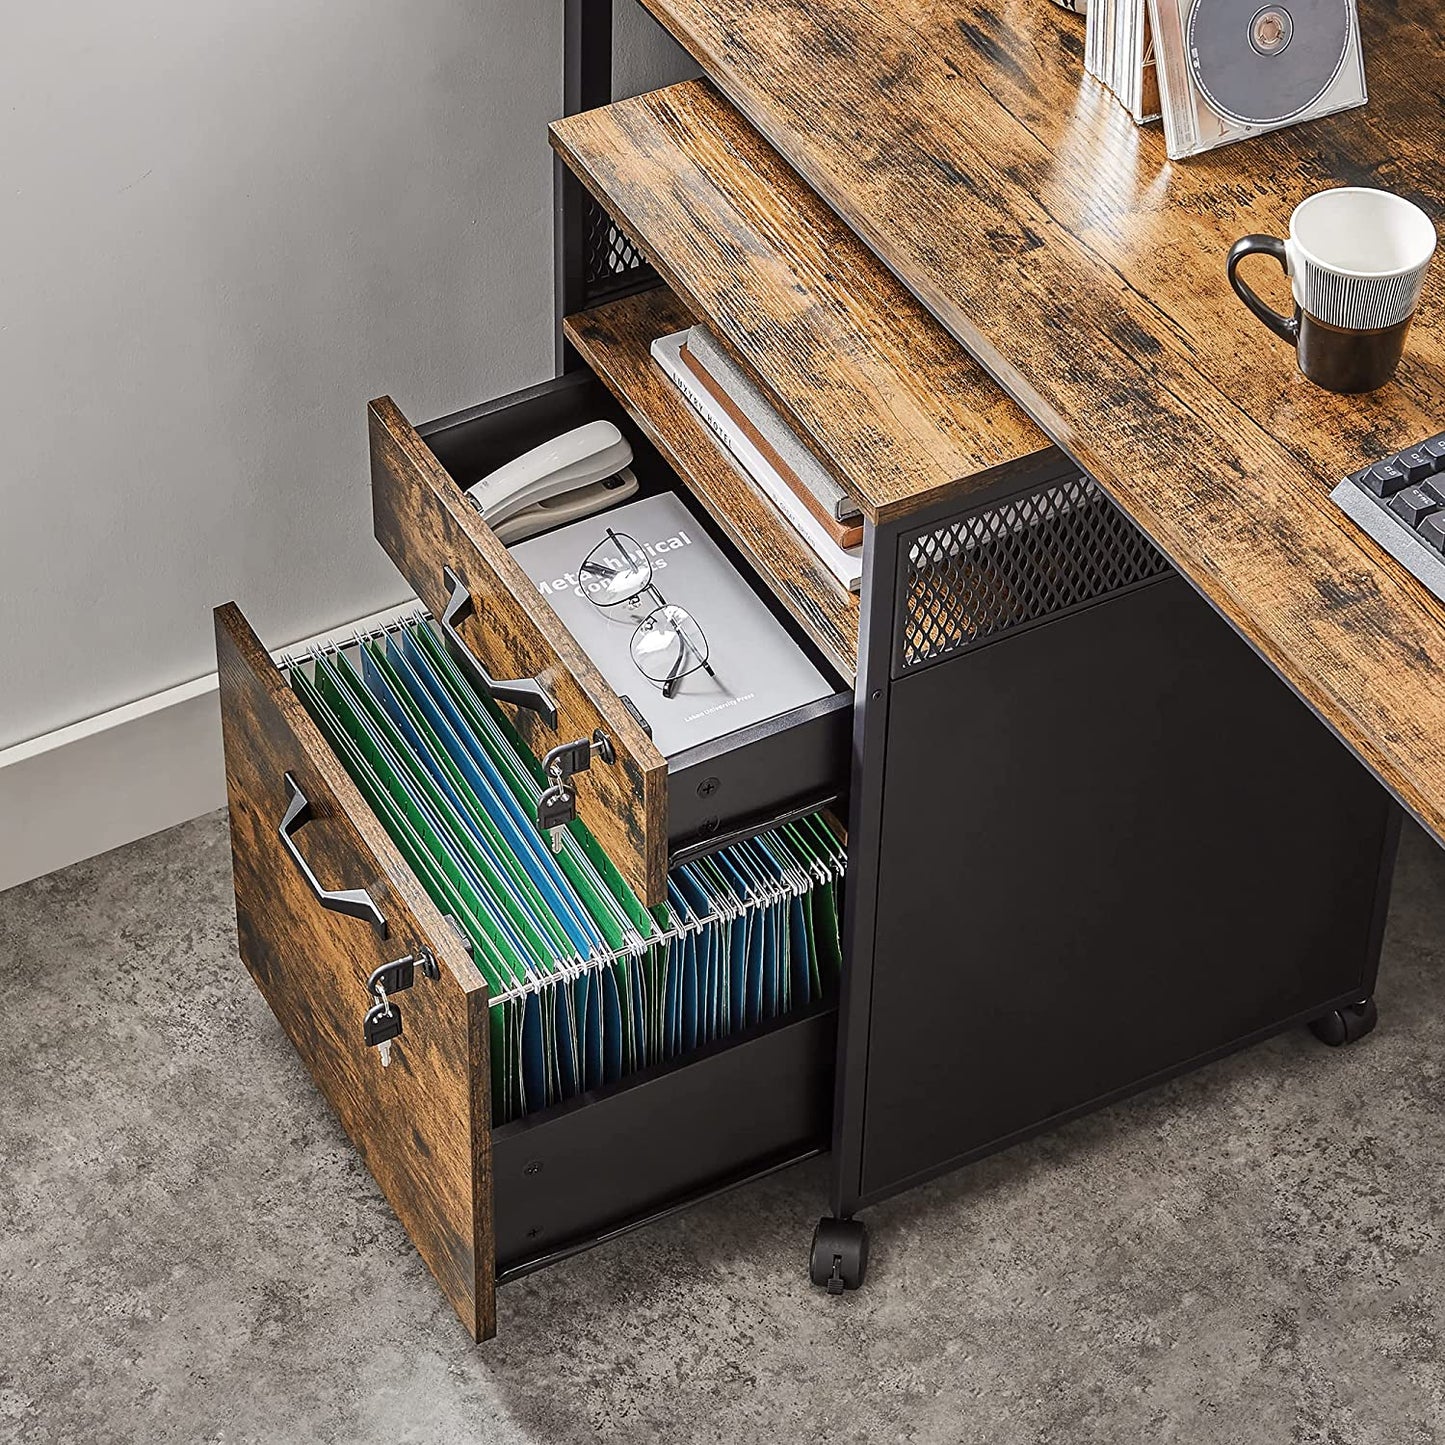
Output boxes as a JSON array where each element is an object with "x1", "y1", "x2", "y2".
[{"x1": 579, "y1": 528, "x2": 715, "y2": 699}]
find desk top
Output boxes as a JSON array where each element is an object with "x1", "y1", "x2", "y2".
[{"x1": 641, "y1": 0, "x2": 1445, "y2": 841}]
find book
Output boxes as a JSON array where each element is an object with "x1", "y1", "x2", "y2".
[
  {"x1": 650, "y1": 329, "x2": 863, "y2": 595},
  {"x1": 680, "y1": 326, "x2": 863, "y2": 544},
  {"x1": 510, "y1": 492, "x2": 835, "y2": 757}
]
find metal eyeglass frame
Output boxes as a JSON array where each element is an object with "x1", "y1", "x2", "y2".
[{"x1": 579, "y1": 527, "x2": 716, "y2": 699}]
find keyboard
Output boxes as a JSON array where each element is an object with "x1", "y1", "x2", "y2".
[{"x1": 1330, "y1": 433, "x2": 1445, "y2": 604}]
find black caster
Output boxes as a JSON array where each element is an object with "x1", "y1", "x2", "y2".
[
  {"x1": 1309, "y1": 997, "x2": 1378, "y2": 1047},
  {"x1": 809, "y1": 1217, "x2": 868, "y2": 1294}
]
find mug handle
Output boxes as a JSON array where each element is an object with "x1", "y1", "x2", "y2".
[{"x1": 1227, "y1": 235, "x2": 1300, "y2": 346}]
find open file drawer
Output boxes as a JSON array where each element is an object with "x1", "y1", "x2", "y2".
[
  {"x1": 369, "y1": 368, "x2": 853, "y2": 909},
  {"x1": 217, "y1": 603, "x2": 837, "y2": 1341},
  {"x1": 217, "y1": 361, "x2": 851, "y2": 1340}
]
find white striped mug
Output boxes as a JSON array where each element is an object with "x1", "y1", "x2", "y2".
[{"x1": 1228, "y1": 187, "x2": 1437, "y2": 394}]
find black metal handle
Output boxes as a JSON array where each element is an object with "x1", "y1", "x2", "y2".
[
  {"x1": 279, "y1": 772, "x2": 388, "y2": 937},
  {"x1": 441, "y1": 566, "x2": 559, "y2": 728},
  {"x1": 1227, "y1": 234, "x2": 1299, "y2": 346}
]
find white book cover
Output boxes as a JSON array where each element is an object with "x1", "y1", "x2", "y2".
[
  {"x1": 650, "y1": 330, "x2": 863, "y2": 594},
  {"x1": 509, "y1": 492, "x2": 833, "y2": 758},
  {"x1": 685, "y1": 325, "x2": 861, "y2": 524}
]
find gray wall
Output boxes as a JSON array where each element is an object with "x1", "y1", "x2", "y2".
[
  {"x1": 614, "y1": 0, "x2": 703, "y2": 98},
  {"x1": 0, "y1": 0, "x2": 695, "y2": 754}
]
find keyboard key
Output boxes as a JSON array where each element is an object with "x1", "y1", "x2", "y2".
[
  {"x1": 1388, "y1": 483, "x2": 1445, "y2": 528},
  {"x1": 1418, "y1": 512, "x2": 1445, "y2": 554},
  {"x1": 1362, "y1": 460, "x2": 1409, "y2": 497},
  {"x1": 1334, "y1": 436, "x2": 1445, "y2": 609},
  {"x1": 1397, "y1": 447, "x2": 1441, "y2": 483}
]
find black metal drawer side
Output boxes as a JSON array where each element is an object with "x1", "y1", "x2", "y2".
[{"x1": 491, "y1": 1002, "x2": 837, "y2": 1277}]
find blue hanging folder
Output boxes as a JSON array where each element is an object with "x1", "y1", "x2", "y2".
[
  {"x1": 319, "y1": 649, "x2": 561, "y2": 1104},
  {"x1": 365, "y1": 641, "x2": 596, "y2": 960}
]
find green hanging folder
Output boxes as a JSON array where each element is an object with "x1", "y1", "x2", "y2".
[
  {"x1": 360, "y1": 638, "x2": 581, "y2": 967},
  {"x1": 322, "y1": 649, "x2": 560, "y2": 978},
  {"x1": 310, "y1": 654, "x2": 531, "y2": 990},
  {"x1": 292, "y1": 664, "x2": 525, "y2": 1120}
]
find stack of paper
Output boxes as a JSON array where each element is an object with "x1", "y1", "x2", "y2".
[
  {"x1": 651, "y1": 329, "x2": 863, "y2": 594},
  {"x1": 291, "y1": 615, "x2": 846, "y2": 1124},
  {"x1": 1085, "y1": 0, "x2": 1161, "y2": 125}
]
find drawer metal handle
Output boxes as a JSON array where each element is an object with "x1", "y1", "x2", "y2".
[
  {"x1": 279, "y1": 772, "x2": 388, "y2": 937},
  {"x1": 441, "y1": 566, "x2": 559, "y2": 728}
]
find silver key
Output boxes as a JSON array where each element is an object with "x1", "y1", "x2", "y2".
[
  {"x1": 537, "y1": 777, "x2": 576, "y2": 855},
  {"x1": 363, "y1": 988, "x2": 402, "y2": 1065}
]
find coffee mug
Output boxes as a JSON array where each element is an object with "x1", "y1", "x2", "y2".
[{"x1": 1227, "y1": 187, "x2": 1437, "y2": 393}]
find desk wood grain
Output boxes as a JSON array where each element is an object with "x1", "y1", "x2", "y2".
[
  {"x1": 551, "y1": 82, "x2": 1050, "y2": 522},
  {"x1": 641, "y1": 0, "x2": 1445, "y2": 843}
]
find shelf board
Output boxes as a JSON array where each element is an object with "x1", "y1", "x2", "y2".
[
  {"x1": 551, "y1": 81, "x2": 1051, "y2": 525},
  {"x1": 565, "y1": 286, "x2": 860, "y2": 683}
]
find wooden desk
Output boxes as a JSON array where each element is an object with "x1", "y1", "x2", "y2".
[
  {"x1": 204, "y1": 6, "x2": 1419, "y2": 1337},
  {"x1": 638, "y1": 0, "x2": 1445, "y2": 844}
]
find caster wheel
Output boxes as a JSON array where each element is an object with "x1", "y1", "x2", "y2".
[
  {"x1": 809, "y1": 1217, "x2": 868, "y2": 1294},
  {"x1": 1309, "y1": 997, "x2": 1378, "y2": 1047}
]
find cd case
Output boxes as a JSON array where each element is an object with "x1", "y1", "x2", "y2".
[
  {"x1": 1147, "y1": 0, "x2": 1367, "y2": 158},
  {"x1": 1085, "y1": 0, "x2": 1161, "y2": 125}
]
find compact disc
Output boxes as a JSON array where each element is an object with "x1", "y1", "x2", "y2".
[{"x1": 1186, "y1": 0, "x2": 1353, "y2": 126}]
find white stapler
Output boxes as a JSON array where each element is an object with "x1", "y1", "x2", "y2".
[{"x1": 466, "y1": 420, "x2": 640, "y2": 543}]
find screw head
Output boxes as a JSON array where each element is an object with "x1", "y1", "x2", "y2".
[
  {"x1": 523, "y1": 1159, "x2": 543, "y2": 1176},
  {"x1": 697, "y1": 776, "x2": 720, "y2": 798}
]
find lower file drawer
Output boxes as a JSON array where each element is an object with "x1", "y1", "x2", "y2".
[{"x1": 215, "y1": 601, "x2": 838, "y2": 1342}]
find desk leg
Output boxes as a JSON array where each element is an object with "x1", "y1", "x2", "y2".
[{"x1": 815, "y1": 510, "x2": 902, "y2": 1284}]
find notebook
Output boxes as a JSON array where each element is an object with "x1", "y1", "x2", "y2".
[{"x1": 680, "y1": 325, "x2": 863, "y2": 546}]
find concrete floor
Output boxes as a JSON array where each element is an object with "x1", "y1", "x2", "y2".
[{"x1": 2, "y1": 811, "x2": 1444, "y2": 1444}]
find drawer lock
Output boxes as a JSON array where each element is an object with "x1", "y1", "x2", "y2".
[
  {"x1": 538, "y1": 732, "x2": 615, "y2": 852},
  {"x1": 362, "y1": 952, "x2": 435, "y2": 1067}
]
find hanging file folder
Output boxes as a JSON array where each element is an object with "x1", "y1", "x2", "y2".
[{"x1": 289, "y1": 614, "x2": 845, "y2": 1124}]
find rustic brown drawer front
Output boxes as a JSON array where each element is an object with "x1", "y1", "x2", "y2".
[
  {"x1": 215, "y1": 603, "x2": 498, "y2": 1341},
  {"x1": 369, "y1": 395, "x2": 669, "y2": 906}
]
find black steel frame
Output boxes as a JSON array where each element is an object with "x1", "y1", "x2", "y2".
[
  {"x1": 556, "y1": 0, "x2": 659, "y2": 371},
  {"x1": 554, "y1": 0, "x2": 1402, "y2": 1258},
  {"x1": 830, "y1": 460, "x2": 1399, "y2": 1221},
  {"x1": 555, "y1": 0, "x2": 611, "y2": 369}
]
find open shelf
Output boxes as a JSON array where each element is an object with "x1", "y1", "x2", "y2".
[
  {"x1": 565, "y1": 285, "x2": 859, "y2": 682},
  {"x1": 551, "y1": 80, "x2": 1050, "y2": 525}
]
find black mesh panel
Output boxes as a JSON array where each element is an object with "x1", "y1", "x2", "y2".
[{"x1": 899, "y1": 474, "x2": 1172, "y2": 670}]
